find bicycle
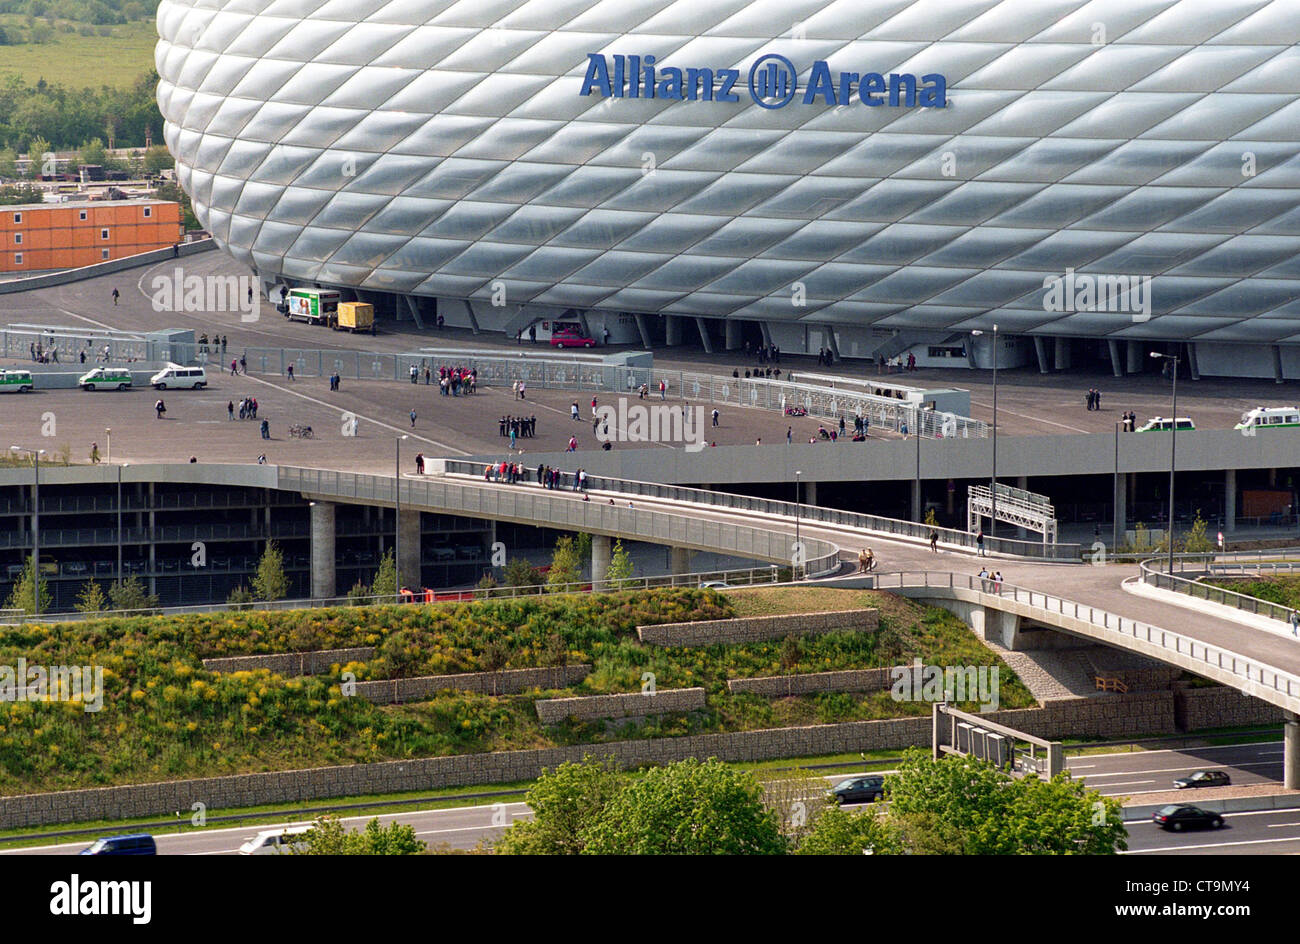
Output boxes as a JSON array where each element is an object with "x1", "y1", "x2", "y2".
[{"x1": 288, "y1": 424, "x2": 313, "y2": 439}]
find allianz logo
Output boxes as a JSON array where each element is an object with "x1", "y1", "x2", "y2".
[
  {"x1": 580, "y1": 53, "x2": 947, "y2": 109},
  {"x1": 1042, "y1": 268, "x2": 1153, "y2": 322}
]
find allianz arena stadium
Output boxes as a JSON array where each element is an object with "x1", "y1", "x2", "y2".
[{"x1": 156, "y1": 0, "x2": 1300, "y2": 378}]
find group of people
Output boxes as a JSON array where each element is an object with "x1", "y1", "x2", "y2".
[
  {"x1": 482, "y1": 461, "x2": 589, "y2": 492},
  {"x1": 499, "y1": 415, "x2": 537, "y2": 442},
  {"x1": 881, "y1": 353, "x2": 917, "y2": 373},
  {"x1": 228, "y1": 355, "x2": 248, "y2": 375},
  {"x1": 977, "y1": 567, "x2": 1004, "y2": 593},
  {"x1": 815, "y1": 347, "x2": 834, "y2": 366},
  {"x1": 743, "y1": 342, "x2": 781, "y2": 364},
  {"x1": 732, "y1": 366, "x2": 782, "y2": 380},
  {"x1": 1085, "y1": 388, "x2": 1103, "y2": 411},
  {"x1": 856, "y1": 548, "x2": 876, "y2": 573},
  {"x1": 1118, "y1": 410, "x2": 1138, "y2": 431},
  {"x1": 198, "y1": 334, "x2": 228, "y2": 354},
  {"x1": 228, "y1": 397, "x2": 260, "y2": 420}
]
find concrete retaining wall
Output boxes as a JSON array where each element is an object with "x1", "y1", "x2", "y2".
[
  {"x1": 728, "y1": 668, "x2": 895, "y2": 696},
  {"x1": 0, "y1": 687, "x2": 1192, "y2": 829},
  {"x1": 0, "y1": 238, "x2": 214, "y2": 295},
  {"x1": 354, "y1": 665, "x2": 591, "y2": 704},
  {"x1": 536, "y1": 687, "x2": 705, "y2": 723},
  {"x1": 202, "y1": 648, "x2": 374, "y2": 676},
  {"x1": 638, "y1": 609, "x2": 878, "y2": 646},
  {"x1": 1175, "y1": 685, "x2": 1285, "y2": 730}
]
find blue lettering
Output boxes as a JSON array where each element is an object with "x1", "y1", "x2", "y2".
[
  {"x1": 919, "y1": 73, "x2": 947, "y2": 108},
  {"x1": 859, "y1": 72, "x2": 885, "y2": 106},
  {"x1": 580, "y1": 54, "x2": 612, "y2": 98},
  {"x1": 684, "y1": 67, "x2": 713, "y2": 101},
  {"x1": 802, "y1": 60, "x2": 838, "y2": 106},
  {"x1": 717, "y1": 69, "x2": 740, "y2": 102},
  {"x1": 889, "y1": 73, "x2": 916, "y2": 107},
  {"x1": 658, "y1": 67, "x2": 684, "y2": 100}
]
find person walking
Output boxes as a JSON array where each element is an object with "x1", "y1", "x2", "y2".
[
  {"x1": 89, "y1": 442, "x2": 100, "y2": 464},
  {"x1": 227, "y1": 400, "x2": 235, "y2": 420},
  {"x1": 976, "y1": 529, "x2": 986, "y2": 556},
  {"x1": 659, "y1": 379, "x2": 666, "y2": 400},
  {"x1": 260, "y1": 419, "x2": 270, "y2": 440},
  {"x1": 929, "y1": 530, "x2": 939, "y2": 553},
  {"x1": 993, "y1": 571, "x2": 1003, "y2": 593},
  {"x1": 231, "y1": 358, "x2": 238, "y2": 376},
  {"x1": 1291, "y1": 610, "x2": 1299, "y2": 637},
  {"x1": 786, "y1": 426, "x2": 792, "y2": 444},
  {"x1": 155, "y1": 398, "x2": 166, "y2": 419},
  {"x1": 571, "y1": 401, "x2": 580, "y2": 421},
  {"x1": 239, "y1": 354, "x2": 247, "y2": 374},
  {"x1": 286, "y1": 363, "x2": 295, "y2": 381},
  {"x1": 111, "y1": 288, "x2": 119, "y2": 305},
  {"x1": 409, "y1": 408, "x2": 417, "y2": 428},
  {"x1": 409, "y1": 364, "x2": 418, "y2": 384},
  {"x1": 712, "y1": 408, "x2": 720, "y2": 428},
  {"x1": 415, "y1": 452, "x2": 425, "y2": 475}
]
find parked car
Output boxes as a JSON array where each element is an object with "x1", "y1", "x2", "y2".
[
  {"x1": 79, "y1": 833, "x2": 156, "y2": 855},
  {"x1": 78, "y1": 367, "x2": 133, "y2": 391},
  {"x1": 1152, "y1": 805, "x2": 1224, "y2": 831},
  {"x1": 62, "y1": 561, "x2": 89, "y2": 576},
  {"x1": 430, "y1": 547, "x2": 456, "y2": 562},
  {"x1": 238, "y1": 825, "x2": 313, "y2": 855},
  {"x1": 1174, "y1": 770, "x2": 1231, "y2": 789},
  {"x1": 830, "y1": 775, "x2": 886, "y2": 805},
  {"x1": 150, "y1": 363, "x2": 207, "y2": 390},
  {"x1": 700, "y1": 580, "x2": 732, "y2": 589}
]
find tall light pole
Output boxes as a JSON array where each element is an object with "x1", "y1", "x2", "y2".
[
  {"x1": 1113, "y1": 421, "x2": 1121, "y2": 554},
  {"x1": 1151, "y1": 351, "x2": 1179, "y2": 575},
  {"x1": 11, "y1": 445, "x2": 44, "y2": 615},
  {"x1": 971, "y1": 325, "x2": 999, "y2": 535},
  {"x1": 914, "y1": 404, "x2": 922, "y2": 522},
  {"x1": 105, "y1": 427, "x2": 111, "y2": 465},
  {"x1": 394, "y1": 434, "x2": 407, "y2": 603},
  {"x1": 794, "y1": 470, "x2": 802, "y2": 580}
]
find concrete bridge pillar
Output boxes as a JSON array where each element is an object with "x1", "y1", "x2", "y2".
[
  {"x1": 1286, "y1": 712, "x2": 1300, "y2": 791},
  {"x1": 1224, "y1": 469, "x2": 1237, "y2": 534},
  {"x1": 670, "y1": 546, "x2": 691, "y2": 582},
  {"x1": 724, "y1": 319, "x2": 741, "y2": 351},
  {"x1": 665, "y1": 315, "x2": 682, "y2": 346},
  {"x1": 397, "y1": 508, "x2": 421, "y2": 591},
  {"x1": 982, "y1": 605, "x2": 1021, "y2": 649},
  {"x1": 310, "y1": 500, "x2": 336, "y2": 599},
  {"x1": 1054, "y1": 337, "x2": 1071, "y2": 370},
  {"x1": 805, "y1": 481, "x2": 818, "y2": 506},
  {"x1": 591, "y1": 534, "x2": 611, "y2": 590}
]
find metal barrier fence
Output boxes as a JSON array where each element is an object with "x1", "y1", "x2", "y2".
[
  {"x1": 1, "y1": 328, "x2": 153, "y2": 366},
  {"x1": 877, "y1": 570, "x2": 1300, "y2": 707},
  {"x1": 224, "y1": 343, "x2": 986, "y2": 441},
  {"x1": 278, "y1": 465, "x2": 842, "y2": 578},
  {"x1": 443, "y1": 461, "x2": 1081, "y2": 562},
  {"x1": 1139, "y1": 552, "x2": 1300, "y2": 624}
]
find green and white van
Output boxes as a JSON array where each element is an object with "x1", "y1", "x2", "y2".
[
  {"x1": 1135, "y1": 416, "x2": 1195, "y2": 433},
  {"x1": 1235, "y1": 406, "x2": 1300, "y2": 431},
  {"x1": 0, "y1": 369, "x2": 33, "y2": 393},
  {"x1": 78, "y1": 367, "x2": 133, "y2": 391}
]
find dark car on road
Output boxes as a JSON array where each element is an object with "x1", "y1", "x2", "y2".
[
  {"x1": 1152, "y1": 805, "x2": 1224, "y2": 831},
  {"x1": 830, "y1": 775, "x2": 886, "y2": 805},
  {"x1": 1174, "y1": 770, "x2": 1231, "y2": 789},
  {"x1": 79, "y1": 833, "x2": 157, "y2": 855}
]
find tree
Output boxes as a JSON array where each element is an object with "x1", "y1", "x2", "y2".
[
  {"x1": 75, "y1": 579, "x2": 108, "y2": 614},
  {"x1": 885, "y1": 749, "x2": 1126, "y2": 855},
  {"x1": 0, "y1": 147, "x2": 17, "y2": 180},
  {"x1": 924, "y1": 507, "x2": 939, "y2": 527},
  {"x1": 226, "y1": 585, "x2": 255, "y2": 608},
  {"x1": 24, "y1": 136, "x2": 50, "y2": 178},
  {"x1": 494, "y1": 755, "x2": 624, "y2": 855},
  {"x1": 797, "y1": 806, "x2": 902, "y2": 855},
  {"x1": 370, "y1": 548, "x2": 396, "y2": 599},
  {"x1": 251, "y1": 540, "x2": 288, "y2": 602},
  {"x1": 296, "y1": 816, "x2": 426, "y2": 855},
  {"x1": 547, "y1": 535, "x2": 582, "y2": 592},
  {"x1": 581, "y1": 757, "x2": 787, "y2": 855},
  {"x1": 0, "y1": 183, "x2": 43, "y2": 205},
  {"x1": 76, "y1": 137, "x2": 107, "y2": 169},
  {"x1": 607, "y1": 539, "x2": 634, "y2": 589},
  {"x1": 143, "y1": 144, "x2": 173, "y2": 177},
  {"x1": 346, "y1": 578, "x2": 372, "y2": 605},
  {"x1": 108, "y1": 575, "x2": 159, "y2": 613},
  {"x1": 502, "y1": 557, "x2": 543, "y2": 592},
  {"x1": 1183, "y1": 509, "x2": 1214, "y2": 554},
  {"x1": 5, "y1": 555, "x2": 51, "y2": 614},
  {"x1": 759, "y1": 767, "x2": 828, "y2": 847}
]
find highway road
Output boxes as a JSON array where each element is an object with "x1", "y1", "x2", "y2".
[{"x1": 1066, "y1": 742, "x2": 1286, "y2": 798}]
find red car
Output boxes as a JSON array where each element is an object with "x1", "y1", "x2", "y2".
[{"x1": 550, "y1": 332, "x2": 596, "y2": 349}]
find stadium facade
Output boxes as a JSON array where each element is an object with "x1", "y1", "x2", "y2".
[{"x1": 156, "y1": 0, "x2": 1300, "y2": 378}]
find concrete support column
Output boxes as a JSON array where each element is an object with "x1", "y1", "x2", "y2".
[
  {"x1": 1114, "y1": 472, "x2": 1127, "y2": 537},
  {"x1": 670, "y1": 546, "x2": 691, "y2": 580},
  {"x1": 1033, "y1": 336, "x2": 1049, "y2": 374},
  {"x1": 665, "y1": 315, "x2": 682, "y2": 346},
  {"x1": 760, "y1": 320, "x2": 773, "y2": 347},
  {"x1": 694, "y1": 317, "x2": 714, "y2": 353},
  {"x1": 1187, "y1": 342, "x2": 1200, "y2": 380},
  {"x1": 591, "y1": 533, "x2": 611, "y2": 590},
  {"x1": 805, "y1": 481, "x2": 818, "y2": 506},
  {"x1": 310, "y1": 501, "x2": 336, "y2": 599},
  {"x1": 724, "y1": 319, "x2": 741, "y2": 350},
  {"x1": 1274, "y1": 345, "x2": 1285, "y2": 384},
  {"x1": 462, "y1": 299, "x2": 480, "y2": 335},
  {"x1": 1286, "y1": 712, "x2": 1300, "y2": 791},
  {"x1": 1126, "y1": 340, "x2": 1142, "y2": 375},
  {"x1": 634, "y1": 313, "x2": 654, "y2": 349},
  {"x1": 1107, "y1": 339, "x2": 1124, "y2": 377},
  {"x1": 1054, "y1": 337, "x2": 1071, "y2": 370},
  {"x1": 397, "y1": 508, "x2": 421, "y2": 591},
  {"x1": 1225, "y1": 468, "x2": 1237, "y2": 534},
  {"x1": 825, "y1": 326, "x2": 841, "y2": 362}
]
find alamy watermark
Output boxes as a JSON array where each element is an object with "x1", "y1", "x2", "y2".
[
  {"x1": 1043, "y1": 268, "x2": 1151, "y2": 323},
  {"x1": 594, "y1": 398, "x2": 708, "y2": 452},
  {"x1": 890, "y1": 658, "x2": 999, "y2": 712},
  {"x1": 0, "y1": 659, "x2": 103, "y2": 712},
  {"x1": 149, "y1": 267, "x2": 264, "y2": 323}
]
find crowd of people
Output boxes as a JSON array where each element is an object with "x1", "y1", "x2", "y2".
[
  {"x1": 481, "y1": 460, "x2": 589, "y2": 492},
  {"x1": 1085, "y1": 388, "x2": 1103, "y2": 410},
  {"x1": 228, "y1": 397, "x2": 260, "y2": 420},
  {"x1": 500, "y1": 415, "x2": 537, "y2": 441}
]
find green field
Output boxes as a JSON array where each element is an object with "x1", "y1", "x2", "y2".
[{"x1": 0, "y1": 19, "x2": 157, "y2": 88}]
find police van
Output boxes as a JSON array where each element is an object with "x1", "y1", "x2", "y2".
[
  {"x1": 78, "y1": 367, "x2": 133, "y2": 391},
  {"x1": 0, "y1": 369, "x2": 33, "y2": 393},
  {"x1": 150, "y1": 363, "x2": 208, "y2": 389},
  {"x1": 1234, "y1": 406, "x2": 1300, "y2": 432},
  {"x1": 1135, "y1": 416, "x2": 1196, "y2": 433}
]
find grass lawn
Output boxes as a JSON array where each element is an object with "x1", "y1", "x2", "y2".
[{"x1": 0, "y1": 20, "x2": 157, "y2": 88}]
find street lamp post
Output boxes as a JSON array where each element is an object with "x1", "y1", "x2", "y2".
[
  {"x1": 914, "y1": 404, "x2": 922, "y2": 522},
  {"x1": 794, "y1": 470, "x2": 802, "y2": 580},
  {"x1": 1113, "y1": 421, "x2": 1121, "y2": 554},
  {"x1": 971, "y1": 325, "x2": 999, "y2": 536},
  {"x1": 1151, "y1": 351, "x2": 1180, "y2": 575},
  {"x1": 105, "y1": 428, "x2": 111, "y2": 464},
  {"x1": 11, "y1": 445, "x2": 44, "y2": 615}
]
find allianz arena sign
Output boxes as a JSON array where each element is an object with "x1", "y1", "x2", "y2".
[{"x1": 579, "y1": 53, "x2": 947, "y2": 110}]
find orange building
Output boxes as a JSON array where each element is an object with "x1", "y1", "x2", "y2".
[{"x1": 0, "y1": 200, "x2": 184, "y2": 274}]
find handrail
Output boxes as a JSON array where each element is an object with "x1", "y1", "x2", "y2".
[
  {"x1": 443, "y1": 461, "x2": 1082, "y2": 562},
  {"x1": 875, "y1": 570, "x2": 1300, "y2": 708},
  {"x1": 1138, "y1": 554, "x2": 1300, "y2": 625}
]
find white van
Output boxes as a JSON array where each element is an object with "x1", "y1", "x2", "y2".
[
  {"x1": 238, "y1": 824, "x2": 314, "y2": 856},
  {"x1": 150, "y1": 363, "x2": 207, "y2": 390}
]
